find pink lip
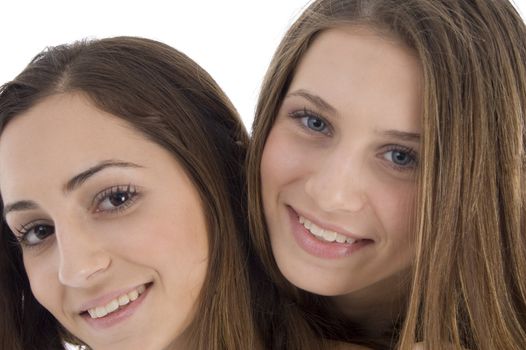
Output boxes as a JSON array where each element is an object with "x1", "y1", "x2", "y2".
[
  {"x1": 79, "y1": 283, "x2": 148, "y2": 312},
  {"x1": 287, "y1": 206, "x2": 373, "y2": 259},
  {"x1": 294, "y1": 208, "x2": 366, "y2": 241},
  {"x1": 81, "y1": 283, "x2": 151, "y2": 330}
]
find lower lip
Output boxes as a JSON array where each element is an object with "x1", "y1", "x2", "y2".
[
  {"x1": 81, "y1": 284, "x2": 151, "y2": 330},
  {"x1": 287, "y1": 207, "x2": 372, "y2": 259}
]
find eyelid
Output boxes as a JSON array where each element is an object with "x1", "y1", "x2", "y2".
[
  {"x1": 288, "y1": 107, "x2": 333, "y2": 136},
  {"x1": 13, "y1": 219, "x2": 54, "y2": 248},
  {"x1": 91, "y1": 184, "x2": 141, "y2": 215},
  {"x1": 380, "y1": 144, "x2": 419, "y2": 172}
]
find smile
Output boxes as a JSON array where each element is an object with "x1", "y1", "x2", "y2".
[
  {"x1": 287, "y1": 206, "x2": 372, "y2": 259},
  {"x1": 87, "y1": 284, "x2": 147, "y2": 319},
  {"x1": 299, "y1": 216, "x2": 356, "y2": 244}
]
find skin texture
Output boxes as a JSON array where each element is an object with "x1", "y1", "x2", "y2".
[
  {"x1": 0, "y1": 93, "x2": 208, "y2": 349},
  {"x1": 260, "y1": 26, "x2": 422, "y2": 327}
]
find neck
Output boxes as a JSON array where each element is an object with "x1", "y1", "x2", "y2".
[{"x1": 332, "y1": 269, "x2": 411, "y2": 337}]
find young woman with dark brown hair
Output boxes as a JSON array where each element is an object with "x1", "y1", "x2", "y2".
[
  {"x1": 0, "y1": 37, "x2": 257, "y2": 350},
  {"x1": 247, "y1": 0, "x2": 526, "y2": 349}
]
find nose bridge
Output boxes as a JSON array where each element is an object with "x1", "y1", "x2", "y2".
[
  {"x1": 305, "y1": 144, "x2": 367, "y2": 212},
  {"x1": 56, "y1": 218, "x2": 111, "y2": 288}
]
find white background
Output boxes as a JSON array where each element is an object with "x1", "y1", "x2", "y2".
[
  {"x1": 1, "y1": 0, "x2": 525, "y2": 130},
  {"x1": 1, "y1": 2, "x2": 525, "y2": 350}
]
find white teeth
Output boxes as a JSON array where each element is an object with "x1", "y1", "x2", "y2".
[
  {"x1": 95, "y1": 306, "x2": 107, "y2": 318},
  {"x1": 118, "y1": 294, "x2": 130, "y2": 306},
  {"x1": 105, "y1": 300, "x2": 119, "y2": 313},
  {"x1": 299, "y1": 216, "x2": 357, "y2": 244},
  {"x1": 335, "y1": 234, "x2": 347, "y2": 243},
  {"x1": 128, "y1": 290, "x2": 139, "y2": 301},
  {"x1": 87, "y1": 284, "x2": 147, "y2": 319}
]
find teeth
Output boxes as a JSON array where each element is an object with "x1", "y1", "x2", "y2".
[
  {"x1": 118, "y1": 294, "x2": 130, "y2": 306},
  {"x1": 128, "y1": 290, "x2": 139, "y2": 301},
  {"x1": 87, "y1": 284, "x2": 147, "y2": 319},
  {"x1": 299, "y1": 216, "x2": 357, "y2": 244}
]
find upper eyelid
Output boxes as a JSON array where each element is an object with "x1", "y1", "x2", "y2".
[
  {"x1": 91, "y1": 184, "x2": 140, "y2": 213},
  {"x1": 289, "y1": 108, "x2": 333, "y2": 134}
]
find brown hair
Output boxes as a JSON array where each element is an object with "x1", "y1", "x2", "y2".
[
  {"x1": 247, "y1": 0, "x2": 526, "y2": 349},
  {"x1": 0, "y1": 37, "x2": 257, "y2": 350}
]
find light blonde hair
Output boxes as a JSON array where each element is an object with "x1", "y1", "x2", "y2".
[{"x1": 247, "y1": 0, "x2": 526, "y2": 349}]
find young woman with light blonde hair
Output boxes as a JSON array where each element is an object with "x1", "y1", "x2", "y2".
[{"x1": 247, "y1": 0, "x2": 526, "y2": 349}]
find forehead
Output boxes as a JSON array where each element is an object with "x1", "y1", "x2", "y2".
[
  {"x1": 287, "y1": 25, "x2": 423, "y2": 130},
  {"x1": 0, "y1": 93, "x2": 157, "y2": 200}
]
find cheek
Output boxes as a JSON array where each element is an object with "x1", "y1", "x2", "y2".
[
  {"x1": 23, "y1": 252, "x2": 61, "y2": 311},
  {"x1": 260, "y1": 127, "x2": 308, "y2": 196},
  {"x1": 372, "y1": 182, "x2": 417, "y2": 242}
]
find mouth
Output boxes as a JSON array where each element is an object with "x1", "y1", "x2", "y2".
[
  {"x1": 81, "y1": 282, "x2": 152, "y2": 320},
  {"x1": 287, "y1": 206, "x2": 373, "y2": 258},
  {"x1": 299, "y1": 215, "x2": 358, "y2": 244}
]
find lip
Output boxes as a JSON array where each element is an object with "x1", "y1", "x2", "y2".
[
  {"x1": 79, "y1": 283, "x2": 149, "y2": 312},
  {"x1": 287, "y1": 206, "x2": 373, "y2": 259},
  {"x1": 80, "y1": 283, "x2": 152, "y2": 330}
]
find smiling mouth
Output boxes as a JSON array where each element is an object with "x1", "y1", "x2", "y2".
[
  {"x1": 83, "y1": 283, "x2": 150, "y2": 319},
  {"x1": 299, "y1": 215, "x2": 363, "y2": 244}
]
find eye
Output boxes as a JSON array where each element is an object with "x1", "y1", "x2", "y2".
[
  {"x1": 16, "y1": 222, "x2": 55, "y2": 247},
  {"x1": 93, "y1": 184, "x2": 140, "y2": 214},
  {"x1": 289, "y1": 108, "x2": 331, "y2": 135},
  {"x1": 382, "y1": 146, "x2": 418, "y2": 170}
]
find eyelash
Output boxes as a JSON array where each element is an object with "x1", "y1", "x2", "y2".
[
  {"x1": 288, "y1": 108, "x2": 332, "y2": 136},
  {"x1": 13, "y1": 184, "x2": 141, "y2": 248},
  {"x1": 91, "y1": 184, "x2": 140, "y2": 215},
  {"x1": 288, "y1": 107, "x2": 418, "y2": 173},
  {"x1": 381, "y1": 145, "x2": 419, "y2": 172}
]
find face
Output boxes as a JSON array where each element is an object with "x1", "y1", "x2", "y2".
[
  {"x1": 0, "y1": 94, "x2": 208, "y2": 349},
  {"x1": 261, "y1": 27, "x2": 422, "y2": 301}
]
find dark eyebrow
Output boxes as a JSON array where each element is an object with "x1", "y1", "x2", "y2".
[
  {"x1": 286, "y1": 89, "x2": 337, "y2": 115},
  {"x1": 3, "y1": 200, "x2": 39, "y2": 218},
  {"x1": 2, "y1": 160, "x2": 143, "y2": 219},
  {"x1": 63, "y1": 160, "x2": 143, "y2": 193},
  {"x1": 379, "y1": 129, "x2": 421, "y2": 143}
]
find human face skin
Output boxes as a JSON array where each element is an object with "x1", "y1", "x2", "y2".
[
  {"x1": 0, "y1": 94, "x2": 208, "y2": 349},
  {"x1": 261, "y1": 27, "x2": 422, "y2": 304}
]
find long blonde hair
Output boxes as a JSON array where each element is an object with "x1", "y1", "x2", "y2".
[{"x1": 247, "y1": 1, "x2": 526, "y2": 349}]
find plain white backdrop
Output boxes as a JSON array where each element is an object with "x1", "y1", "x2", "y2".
[
  {"x1": 1, "y1": 0, "x2": 525, "y2": 130},
  {"x1": 1, "y1": 2, "x2": 525, "y2": 350}
]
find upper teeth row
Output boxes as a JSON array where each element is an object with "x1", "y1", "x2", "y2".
[
  {"x1": 87, "y1": 284, "x2": 146, "y2": 319},
  {"x1": 300, "y1": 216, "x2": 356, "y2": 244}
]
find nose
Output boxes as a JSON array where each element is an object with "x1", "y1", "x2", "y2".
[
  {"x1": 305, "y1": 149, "x2": 367, "y2": 213},
  {"x1": 56, "y1": 222, "x2": 111, "y2": 288}
]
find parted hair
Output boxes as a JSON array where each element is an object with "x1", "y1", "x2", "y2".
[
  {"x1": 247, "y1": 0, "x2": 526, "y2": 349},
  {"x1": 0, "y1": 37, "x2": 257, "y2": 350}
]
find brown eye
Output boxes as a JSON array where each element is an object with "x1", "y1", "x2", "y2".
[
  {"x1": 94, "y1": 185, "x2": 139, "y2": 214},
  {"x1": 18, "y1": 223, "x2": 55, "y2": 246}
]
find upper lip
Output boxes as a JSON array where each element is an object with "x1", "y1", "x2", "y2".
[
  {"x1": 78, "y1": 283, "x2": 148, "y2": 313},
  {"x1": 291, "y1": 206, "x2": 371, "y2": 241}
]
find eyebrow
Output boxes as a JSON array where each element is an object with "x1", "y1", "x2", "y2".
[
  {"x1": 286, "y1": 89, "x2": 337, "y2": 114},
  {"x1": 2, "y1": 160, "x2": 143, "y2": 218},
  {"x1": 63, "y1": 160, "x2": 142, "y2": 194},
  {"x1": 286, "y1": 89, "x2": 420, "y2": 142},
  {"x1": 379, "y1": 129, "x2": 421, "y2": 143}
]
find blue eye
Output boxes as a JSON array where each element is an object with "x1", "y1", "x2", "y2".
[
  {"x1": 305, "y1": 115, "x2": 327, "y2": 132},
  {"x1": 17, "y1": 222, "x2": 55, "y2": 247},
  {"x1": 383, "y1": 147, "x2": 418, "y2": 169},
  {"x1": 289, "y1": 108, "x2": 331, "y2": 135}
]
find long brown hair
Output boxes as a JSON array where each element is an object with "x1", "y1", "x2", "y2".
[
  {"x1": 247, "y1": 0, "x2": 526, "y2": 349},
  {"x1": 0, "y1": 37, "x2": 257, "y2": 350}
]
